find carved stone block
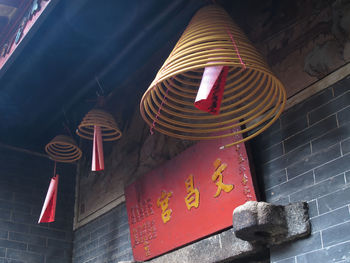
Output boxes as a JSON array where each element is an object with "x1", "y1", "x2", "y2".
[{"x1": 233, "y1": 201, "x2": 310, "y2": 246}]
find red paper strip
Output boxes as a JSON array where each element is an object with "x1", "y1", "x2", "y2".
[
  {"x1": 194, "y1": 65, "x2": 229, "y2": 115},
  {"x1": 38, "y1": 174, "x2": 59, "y2": 223},
  {"x1": 92, "y1": 125, "x2": 104, "y2": 171}
]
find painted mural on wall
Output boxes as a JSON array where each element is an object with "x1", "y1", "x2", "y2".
[{"x1": 125, "y1": 135, "x2": 256, "y2": 261}]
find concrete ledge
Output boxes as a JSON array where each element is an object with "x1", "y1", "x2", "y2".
[
  {"x1": 148, "y1": 229, "x2": 266, "y2": 263},
  {"x1": 120, "y1": 201, "x2": 310, "y2": 263}
]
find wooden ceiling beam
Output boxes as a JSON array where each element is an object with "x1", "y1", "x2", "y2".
[{"x1": 0, "y1": 0, "x2": 23, "y2": 8}]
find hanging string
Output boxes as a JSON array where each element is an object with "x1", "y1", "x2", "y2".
[
  {"x1": 218, "y1": 30, "x2": 246, "y2": 150},
  {"x1": 63, "y1": 123, "x2": 74, "y2": 138},
  {"x1": 226, "y1": 29, "x2": 246, "y2": 71},
  {"x1": 61, "y1": 107, "x2": 74, "y2": 139},
  {"x1": 95, "y1": 76, "x2": 105, "y2": 96},
  {"x1": 53, "y1": 161, "x2": 57, "y2": 177},
  {"x1": 150, "y1": 88, "x2": 169, "y2": 135}
]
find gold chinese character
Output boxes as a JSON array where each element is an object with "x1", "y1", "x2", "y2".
[
  {"x1": 246, "y1": 194, "x2": 253, "y2": 200},
  {"x1": 238, "y1": 154, "x2": 245, "y2": 163},
  {"x1": 131, "y1": 207, "x2": 136, "y2": 224},
  {"x1": 235, "y1": 144, "x2": 241, "y2": 151},
  {"x1": 212, "y1": 158, "x2": 234, "y2": 198},
  {"x1": 184, "y1": 174, "x2": 200, "y2": 210},
  {"x1": 144, "y1": 240, "x2": 151, "y2": 256},
  {"x1": 239, "y1": 166, "x2": 246, "y2": 174},
  {"x1": 241, "y1": 175, "x2": 248, "y2": 186},
  {"x1": 146, "y1": 198, "x2": 154, "y2": 216},
  {"x1": 157, "y1": 191, "x2": 172, "y2": 223},
  {"x1": 133, "y1": 228, "x2": 140, "y2": 246}
]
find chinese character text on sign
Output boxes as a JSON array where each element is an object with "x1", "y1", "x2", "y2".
[
  {"x1": 211, "y1": 158, "x2": 234, "y2": 198},
  {"x1": 157, "y1": 191, "x2": 172, "y2": 223},
  {"x1": 184, "y1": 174, "x2": 200, "y2": 210}
]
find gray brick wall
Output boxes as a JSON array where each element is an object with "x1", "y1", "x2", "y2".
[
  {"x1": 0, "y1": 146, "x2": 76, "y2": 263},
  {"x1": 72, "y1": 203, "x2": 133, "y2": 263},
  {"x1": 251, "y1": 75, "x2": 350, "y2": 263},
  {"x1": 71, "y1": 76, "x2": 349, "y2": 263}
]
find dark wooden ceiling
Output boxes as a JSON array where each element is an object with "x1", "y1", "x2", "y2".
[
  {"x1": 0, "y1": 0, "x2": 28, "y2": 44},
  {"x1": 0, "y1": 0, "x2": 204, "y2": 152},
  {"x1": 0, "y1": 0, "x2": 337, "y2": 153}
]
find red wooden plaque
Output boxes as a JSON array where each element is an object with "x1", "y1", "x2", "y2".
[{"x1": 125, "y1": 135, "x2": 257, "y2": 261}]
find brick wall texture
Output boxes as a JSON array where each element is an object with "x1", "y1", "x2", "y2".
[
  {"x1": 71, "y1": 76, "x2": 349, "y2": 263},
  {"x1": 251, "y1": 75, "x2": 350, "y2": 263},
  {"x1": 72, "y1": 203, "x2": 133, "y2": 263},
  {"x1": 0, "y1": 147, "x2": 76, "y2": 263}
]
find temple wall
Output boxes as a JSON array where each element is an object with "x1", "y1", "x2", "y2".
[{"x1": 0, "y1": 146, "x2": 76, "y2": 263}]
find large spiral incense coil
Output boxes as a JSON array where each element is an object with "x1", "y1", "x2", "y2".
[
  {"x1": 140, "y1": 5, "x2": 286, "y2": 148},
  {"x1": 76, "y1": 109, "x2": 122, "y2": 141},
  {"x1": 45, "y1": 135, "x2": 82, "y2": 163}
]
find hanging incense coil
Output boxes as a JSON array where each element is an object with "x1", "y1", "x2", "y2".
[
  {"x1": 140, "y1": 5, "x2": 286, "y2": 148},
  {"x1": 76, "y1": 109, "x2": 122, "y2": 141},
  {"x1": 45, "y1": 135, "x2": 82, "y2": 163}
]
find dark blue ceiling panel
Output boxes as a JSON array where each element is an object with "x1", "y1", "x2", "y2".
[{"x1": 0, "y1": 0, "x2": 204, "y2": 151}]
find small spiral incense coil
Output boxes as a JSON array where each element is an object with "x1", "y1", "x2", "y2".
[
  {"x1": 76, "y1": 109, "x2": 122, "y2": 141},
  {"x1": 140, "y1": 5, "x2": 286, "y2": 148},
  {"x1": 45, "y1": 135, "x2": 82, "y2": 163}
]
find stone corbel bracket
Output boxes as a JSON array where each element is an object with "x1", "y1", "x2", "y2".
[{"x1": 233, "y1": 201, "x2": 311, "y2": 246}]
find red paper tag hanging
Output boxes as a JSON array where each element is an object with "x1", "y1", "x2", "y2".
[
  {"x1": 194, "y1": 65, "x2": 229, "y2": 115},
  {"x1": 92, "y1": 125, "x2": 104, "y2": 171},
  {"x1": 38, "y1": 174, "x2": 59, "y2": 223}
]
